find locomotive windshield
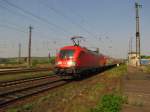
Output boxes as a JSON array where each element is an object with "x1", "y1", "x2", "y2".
[{"x1": 59, "y1": 50, "x2": 75, "y2": 59}]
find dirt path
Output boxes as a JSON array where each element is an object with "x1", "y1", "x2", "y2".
[{"x1": 122, "y1": 66, "x2": 150, "y2": 112}]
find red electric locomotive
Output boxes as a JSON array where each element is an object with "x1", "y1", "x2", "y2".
[{"x1": 54, "y1": 36, "x2": 107, "y2": 78}]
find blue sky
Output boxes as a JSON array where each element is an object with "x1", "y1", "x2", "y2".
[{"x1": 0, "y1": 0, "x2": 150, "y2": 58}]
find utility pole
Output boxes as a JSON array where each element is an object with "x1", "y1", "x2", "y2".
[
  {"x1": 28, "y1": 26, "x2": 33, "y2": 67},
  {"x1": 131, "y1": 37, "x2": 133, "y2": 52},
  {"x1": 135, "y1": 2, "x2": 142, "y2": 66},
  {"x1": 18, "y1": 43, "x2": 21, "y2": 64},
  {"x1": 129, "y1": 38, "x2": 131, "y2": 53},
  {"x1": 129, "y1": 37, "x2": 133, "y2": 53}
]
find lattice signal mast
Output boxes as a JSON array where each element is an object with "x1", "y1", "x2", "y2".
[{"x1": 135, "y1": 2, "x2": 142, "y2": 66}]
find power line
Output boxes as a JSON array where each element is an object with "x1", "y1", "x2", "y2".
[
  {"x1": 2, "y1": 0, "x2": 71, "y2": 35},
  {"x1": 0, "y1": 4, "x2": 56, "y2": 34},
  {"x1": 0, "y1": 4, "x2": 73, "y2": 38},
  {"x1": 66, "y1": 6, "x2": 94, "y2": 30},
  {"x1": 0, "y1": 3, "x2": 31, "y2": 20},
  {"x1": 0, "y1": 24, "x2": 27, "y2": 33},
  {"x1": 60, "y1": 1, "x2": 99, "y2": 39},
  {"x1": 40, "y1": 0, "x2": 98, "y2": 38}
]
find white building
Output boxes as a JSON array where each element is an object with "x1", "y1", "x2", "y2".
[{"x1": 128, "y1": 52, "x2": 140, "y2": 66}]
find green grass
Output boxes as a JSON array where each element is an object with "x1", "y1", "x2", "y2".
[
  {"x1": 90, "y1": 65, "x2": 127, "y2": 112},
  {"x1": 106, "y1": 64, "x2": 127, "y2": 78},
  {"x1": 6, "y1": 64, "x2": 127, "y2": 112},
  {"x1": 7, "y1": 108, "x2": 18, "y2": 112},
  {"x1": 141, "y1": 65, "x2": 150, "y2": 73},
  {"x1": 91, "y1": 94, "x2": 123, "y2": 112},
  {"x1": 0, "y1": 56, "x2": 55, "y2": 67},
  {"x1": 6, "y1": 78, "x2": 105, "y2": 112},
  {"x1": 22, "y1": 103, "x2": 34, "y2": 111},
  {"x1": 7, "y1": 103, "x2": 34, "y2": 112},
  {"x1": 0, "y1": 71, "x2": 53, "y2": 83}
]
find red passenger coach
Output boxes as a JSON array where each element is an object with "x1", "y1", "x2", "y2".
[{"x1": 54, "y1": 45, "x2": 107, "y2": 78}]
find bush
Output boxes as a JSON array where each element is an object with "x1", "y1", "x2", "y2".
[
  {"x1": 91, "y1": 94, "x2": 123, "y2": 112},
  {"x1": 49, "y1": 56, "x2": 55, "y2": 64}
]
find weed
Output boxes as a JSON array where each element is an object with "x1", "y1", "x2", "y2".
[
  {"x1": 91, "y1": 94, "x2": 123, "y2": 112},
  {"x1": 141, "y1": 65, "x2": 150, "y2": 73},
  {"x1": 106, "y1": 64, "x2": 127, "y2": 78},
  {"x1": 7, "y1": 108, "x2": 19, "y2": 112},
  {"x1": 132, "y1": 101, "x2": 144, "y2": 107},
  {"x1": 122, "y1": 95, "x2": 128, "y2": 104},
  {"x1": 6, "y1": 64, "x2": 126, "y2": 112},
  {"x1": 22, "y1": 103, "x2": 33, "y2": 111}
]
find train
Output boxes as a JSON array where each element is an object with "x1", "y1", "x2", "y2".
[{"x1": 54, "y1": 43, "x2": 107, "y2": 79}]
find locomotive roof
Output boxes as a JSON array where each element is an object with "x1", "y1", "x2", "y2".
[
  {"x1": 60, "y1": 45, "x2": 99, "y2": 54},
  {"x1": 61, "y1": 45, "x2": 81, "y2": 49},
  {"x1": 60, "y1": 45, "x2": 88, "y2": 51}
]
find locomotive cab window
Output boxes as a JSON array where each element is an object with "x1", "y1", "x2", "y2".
[{"x1": 59, "y1": 50, "x2": 75, "y2": 59}]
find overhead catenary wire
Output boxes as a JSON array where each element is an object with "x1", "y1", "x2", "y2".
[
  {"x1": 65, "y1": 5, "x2": 97, "y2": 33},
  {"x1": 0, "y1": 4, "x2": 73, "y2": 40},
  {"x1": 2, "y1": 0, "x2": 72, "y2": 35},
  {"x1": 0, "y1": 3, "x2": 38, "y2": 26},
  {"x1": 62, "y1": 1, "x2": 100, "y2": 39},
  {"x1": 0, "y1": 24, "x2": 27, "y2": 33},
  {"x1": 0, "y1": 4, "x2": 56, "y2": 35},
  {"x1": 40, "y1": 0, "x2": 98, "y2": 39},
  {"x1": 1, "y1": 0, "x2": 98, "y2": 39},
  {"x1": 67, "y1": 5, "x2": 108, "y2": 41},
  {"x1": 0, "y1": 0, "x2": 102, "y2": 48},
  {"x1": 0, "y1": 3, "x2": 29, "y2": 19}
]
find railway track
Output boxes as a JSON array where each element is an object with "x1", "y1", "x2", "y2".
[
  {"x1": 0, "y1": 75, "x2": 68, "y2": 107},
  {"x1": 0, "y1": 67, "x2": 51, "y2": 75},
  {"x1": 0, "y1": 75, "x2": 53, "y2": 87},
  {"x1": 0, "y1": 64, "x2": 118, "y2": 108}
]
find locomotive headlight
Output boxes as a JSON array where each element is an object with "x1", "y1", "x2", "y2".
[
  {"x1": 56, "y1": 61, "x2": 62, "y2": 65},
  {"x1": 67, "y1": 60, "x2": 76, "y2": 66}
]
